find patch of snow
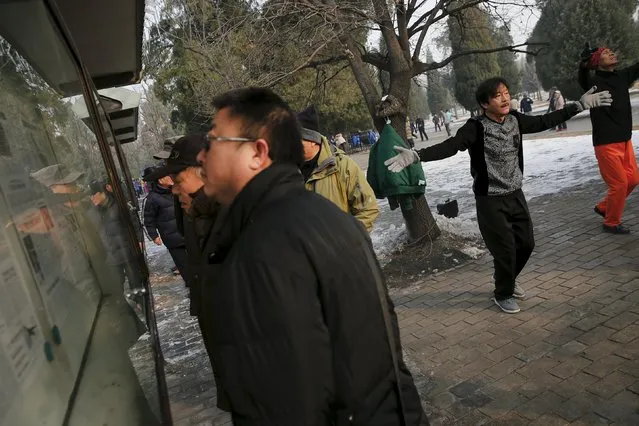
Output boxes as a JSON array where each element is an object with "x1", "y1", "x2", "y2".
[
  {"x1": 435, "y1": 215, "x2": 480, "y2": 238},
  {"x1": 371, "y1": 221, "x2": 406, "y2": 260},
  {"x1": 460, "y1": 245, "x2": 485, "y2": 259}
]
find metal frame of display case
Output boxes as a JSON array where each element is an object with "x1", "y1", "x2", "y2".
[{"x1": 38, "y1": 0, "x2": 173, "y2": 424}]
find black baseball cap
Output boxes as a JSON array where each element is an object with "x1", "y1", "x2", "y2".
[
  {"x1": 145, "y1": 133, "x2": 205, "y2": 181},
  {"x1": 88, "y1": 180, "x2": 108, "y2": 195},
  {"x1": 153, "y1": 136, "x2": 179, "y2": 160}
]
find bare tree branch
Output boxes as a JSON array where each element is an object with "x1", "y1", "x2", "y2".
[{"x1": 413, "y1": 42, "x2": 548, "y2": 75}]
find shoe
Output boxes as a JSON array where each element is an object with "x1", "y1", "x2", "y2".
[
  {"x1": 493, "y1": 297, "x2": 520, "y2": 314},
  {"x1": 513, "y1": 284, "x2": 526, "y2": 299},
  {"x1": 594, "y1": 206, "x2": 605, "y2": 218},
  {"x1": 602, "y1": 224, "x2": 630, "y2": 234}
]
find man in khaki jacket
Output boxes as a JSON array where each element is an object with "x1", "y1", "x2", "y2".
[{"x1": 297, "y1": 106, "x2": 379, "y2": 232}]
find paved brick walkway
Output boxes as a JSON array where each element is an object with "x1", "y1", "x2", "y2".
[
  {"x1": 154, "y1": 180, "x2": 639, "y2": 425},
  {"x1": 393, "y1": 182, "x2": 639, "y2": 425}
]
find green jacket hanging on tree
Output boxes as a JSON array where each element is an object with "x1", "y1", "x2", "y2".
[{"x1": 367, "y1": 124, "x2": 427, "y2": 211}]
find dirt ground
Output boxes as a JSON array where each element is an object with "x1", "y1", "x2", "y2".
[{"x1": 382, "y1": 230, "x2": 484, "y2": 288}]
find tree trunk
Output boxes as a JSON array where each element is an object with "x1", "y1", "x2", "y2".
[
  {"x1": 340, "y1": 33, "x2": 441, "y2": 244},
  {"x1": 401, "y1": 194, "x2": 441, "y2": 245},
  {"x1": 386, "y1": 76, "x2": 442, "y2": 245}
]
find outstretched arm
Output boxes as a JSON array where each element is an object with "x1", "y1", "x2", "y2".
[
  {"x1": 516, "y1": 105, "x2": 581, "y2": 134},
  {"x1": 417, "y1": 119, "x2": 478, "y2": 162},
  {"x1": 622, "y1": 61, "x2": 639, "y2": 86},
  {"x1": 518, "y1": 87, "x2": 612, "y2": 134},
  {"x1": 384, "y1": 120, "x2": 478, "y2": 173}
]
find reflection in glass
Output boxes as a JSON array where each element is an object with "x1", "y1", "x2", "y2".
[{"x1": 0, "y1": 1, "x2": 161, "y2": 424}]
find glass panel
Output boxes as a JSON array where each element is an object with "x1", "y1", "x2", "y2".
[{"x1": 0, "y1": 0, "x2": 161, "y2": 425}]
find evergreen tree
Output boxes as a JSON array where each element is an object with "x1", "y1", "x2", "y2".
[
  {"x1": 448, "y1": 4, "x2": 501, "y2": 110},
  {"x1": 427, "y1": 70, "x2": 449, "y2": 114},
  {"x1": 495, "y1": 26, "x2": 521, "y2": 95},
  {"x1": 529, "y1": 0, "x2": 639, "y2": 100},
  {"x1": 425, "y1": 50, "x2": 450, "y2": 114},
  {"x1": 521, "y1": 59, "x2": 541, "y2": 96},
  {"x1": 409, "y1": 81, "x2": 430, "y2": 120}
]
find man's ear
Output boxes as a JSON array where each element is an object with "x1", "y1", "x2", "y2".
[{"x1": 248, "y1": 139, "x2": 271, "y2": 170}]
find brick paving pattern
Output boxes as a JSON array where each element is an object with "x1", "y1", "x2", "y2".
[
  {"x1": 150, "y1": 266, "x2": 232, "y2": 425},
  {"x1": 394, "y1": 182, "x2": 639, "y2": 425},
  {"x1": 153, "y1": 180, "x2": 639, "y2": 425}
]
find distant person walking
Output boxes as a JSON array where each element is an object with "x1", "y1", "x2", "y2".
[
  {"x1": 553, "y1": 90, "x2": 568, "y2": 131},
  {"x1": 415, "y1": 117, "x2": 428, "y2": 141},
  {"x1": 432, "y1": 114, "x2": 441, "y2": 132},
  {"x1": 441, "y1": 110, "x2": 452, "y2": 137}
]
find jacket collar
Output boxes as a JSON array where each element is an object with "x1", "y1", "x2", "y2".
[
  {"x1": 308, "y1": 137, "x2": 339, "y2": 182},
  {"x1": 595, "y1": 69, "x2": 618, "y2": 77},
  {"x1": 219, "y1": 163, "x2": 304, "y2": 250}
]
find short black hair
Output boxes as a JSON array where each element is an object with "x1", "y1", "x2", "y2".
[
  {"x1": 475, "y1": 77, "x2": 510, "y2": 108},
  {"x1": 212, "y1": 87, "x2": 304, "y2": 167}
]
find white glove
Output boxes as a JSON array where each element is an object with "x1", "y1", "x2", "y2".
[
  {"x1": 384, "y1": 146, "x2": 420, "y2": 173},
  {"x1": 578, "y1": 86, "x2": 613, "y2": 111}
]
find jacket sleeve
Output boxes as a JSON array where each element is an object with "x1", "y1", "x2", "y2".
[
  {"x1": 344, "y1": 157, "x2": 379, "y2": 232},
  {"x1": 417, "y1": 119, "x2": 478, "y2": 162},
  {"x1": 516, "y1": 104, "x2": 580, "y2": 134},
  {"x1": 143, "y1": 195, "x2": 160, "y2": 240},
  {"x1": 578, "y1": 65, "x2": 592, "y2": 91},
  {"x1": 622, "y1": 61, "x2": 639, "y2": 86}
]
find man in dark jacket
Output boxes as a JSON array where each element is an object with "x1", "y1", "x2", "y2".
[
  {"x1": 150, "y1": 133, "x2": 231, "y2": 410},
  {"x1": 196, "y1": 87, "x2": 427, "y2": 425},
  {"x1": 519, "y1": 94, "x2": 534, "y2": 114},
  {"x1": 385, "y1": 77, "x2": 612, "y2": 314},
  {"x1": 142, "y1": 172, "x2": 189, "y2": 283},
  {"x1": 579, "y1": 44, "x2": 639, "y2": 234},
  {"x1": 415, "y1": 117, "x2": 428, "y2": 141}
]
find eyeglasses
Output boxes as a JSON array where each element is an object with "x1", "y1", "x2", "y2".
[{"x1": 203, "y1": 134, "x2": 256, "y2": 151}]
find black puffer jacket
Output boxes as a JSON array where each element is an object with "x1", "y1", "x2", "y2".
[
  {"x1": 143, "y1": 183, "x2": 184, "y2": 249},
  {"x1": 177, "y1": 187, "x2": 231, "y2": 410},
  {"x1": 89, "y1": 195, "x2": 143, "y2": 266},
  {"x1": 205, "y1": 163, "x2": 427, "y2": 425}
]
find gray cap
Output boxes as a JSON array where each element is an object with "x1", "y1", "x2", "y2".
[
  {"x1": 153, "y1": 136, "x2": 181, "y2": 160},
  {"x1": 30, "y1": 164, "x2": 83, "y2": 187}
]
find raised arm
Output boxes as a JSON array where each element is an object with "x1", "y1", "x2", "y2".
[
  {"x1": 578, "y1": 65, "x2": 592, "y2": 91},
  {"x1": 622, "y1": 61, "x2": 639, "y2": 87}
]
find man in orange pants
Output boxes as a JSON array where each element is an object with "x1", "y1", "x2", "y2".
[{"x1": 579, "y1": 44, "x2": 639, "y2": 234}]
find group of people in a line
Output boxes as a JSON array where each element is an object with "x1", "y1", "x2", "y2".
[{"x1": 131, "y1": 42, "x2": 637, "y2": 425}]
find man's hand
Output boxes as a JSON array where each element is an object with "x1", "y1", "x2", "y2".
[
  {"x1": 384, "y1": 146, "x2": 420, "y2": 173},
  {"x1": 579, "y1": 86, "x2": 613, "y2": 110},
  {"x1": 153, "y1": 237, "x2": 162, "y2": 246}
]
